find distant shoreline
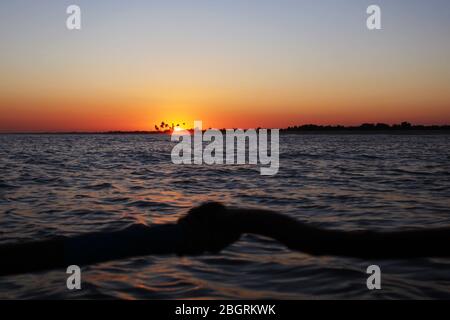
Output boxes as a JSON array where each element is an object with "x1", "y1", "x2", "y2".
[
  {"x1": 2, "y1": 123, "x2": 450, "y2": 135},
  {"x1": 2, "y1": 130, "x2": 450, "y2": 135}
]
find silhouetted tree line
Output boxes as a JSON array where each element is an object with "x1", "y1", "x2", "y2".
[
  {"x1": 154, "y1": 121, "x2": 186, "y2": 133},
  {"x1": 282, "y1": 122, "x2": 450, "y2": 132},
  {"x1": 85, "y1": 121, "x2": 450, "y2": 134}
]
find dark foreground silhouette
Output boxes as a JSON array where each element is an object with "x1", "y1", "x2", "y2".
[{"x1": 1, "y1": 202, "x2": 450, "y2": 276}]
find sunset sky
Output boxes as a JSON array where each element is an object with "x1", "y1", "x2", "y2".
[{"x1": 1, "y1": 0, "x2": 450, "y2": 132}]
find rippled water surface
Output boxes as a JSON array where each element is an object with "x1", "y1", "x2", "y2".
[{"x1": 1, "y1": 134, "x2": 450, "y2": 299}]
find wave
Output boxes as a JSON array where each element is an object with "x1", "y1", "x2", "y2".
[{"x1": 83, "y1": 182, "x2": 115, "y2": 190}]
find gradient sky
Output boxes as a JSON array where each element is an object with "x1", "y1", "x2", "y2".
[{"x1": 1, "y1": 0, "x2": 450, "y2": 132}]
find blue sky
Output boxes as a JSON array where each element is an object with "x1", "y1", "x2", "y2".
[{"x1": 1, "y1": 1, "x2": 449, "y2": 131}]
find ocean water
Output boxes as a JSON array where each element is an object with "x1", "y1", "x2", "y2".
[{"x1": 0, "y1": 133, "x2": 449, "y2": 299}]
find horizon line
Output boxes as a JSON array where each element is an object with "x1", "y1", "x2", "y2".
[{"x1": 2, "y1": 122, "x2": 450, "y2": 134}]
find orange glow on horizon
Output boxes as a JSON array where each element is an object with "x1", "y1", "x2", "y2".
[{"x1": 1, "y1": 84, "x2": 450, "y2": 132}]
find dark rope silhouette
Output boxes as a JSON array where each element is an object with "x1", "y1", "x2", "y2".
[{"x1": 1, "y1": 202, "x2": 450, "y2": 277}]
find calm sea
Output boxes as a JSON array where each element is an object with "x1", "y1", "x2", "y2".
[{"x1": 0, "y1": 134, "x2": 449, "y2": 299}]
